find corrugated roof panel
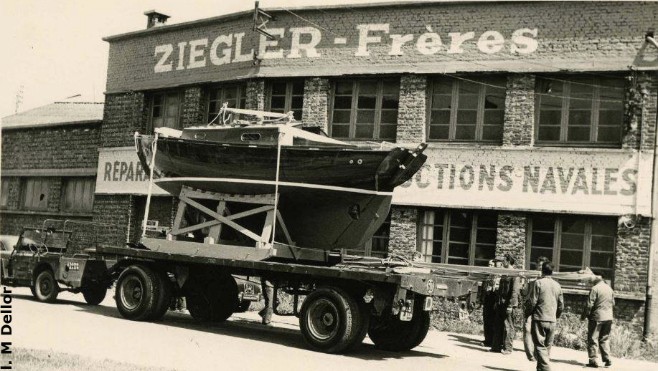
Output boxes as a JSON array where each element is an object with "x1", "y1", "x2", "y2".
[{"x1": 1, "y1": 102, "x2": 104, "y2": 129}]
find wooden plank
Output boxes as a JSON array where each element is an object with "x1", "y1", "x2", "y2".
[
  {"x1": 182, "y1": 187, "x2": 276, "y2": 205},
  {"x1": 207, "y1": 201, "x2": 226, "y2": 242},
  {"x1": 180, "y1": 194, "x2": 264, "y2": 243},
  {"x1": 275, "y1": 210, "x2": 294, "y2": 245},
  {"x1": 171, "y1": 198, "x2": 187, "y2": 235}
]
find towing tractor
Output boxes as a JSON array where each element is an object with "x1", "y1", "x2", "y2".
[{"x1": 0, "y1": 220, "x2": 115, "y2": 305}]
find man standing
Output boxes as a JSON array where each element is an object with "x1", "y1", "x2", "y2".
[
  {"x1": 530, "y1": 261, "x2": 564, "y2": 371},
  {"x1": 491, "y1": 253, "x2": 520, "y2": 354},
  {"x1": 522, "y1": 256, "x2": 549, "y2": 361},
  {"x1": 582, "y1": 274, "x2": 614, "y2": 368},
  {"x1": 481, "y1": 259, "x2": 501, "y2": 347}
]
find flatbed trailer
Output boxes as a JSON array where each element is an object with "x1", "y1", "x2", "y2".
[{"x1": 95, "y1": 238, "x2": 542, "y2": 354}]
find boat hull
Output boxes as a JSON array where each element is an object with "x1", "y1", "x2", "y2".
[{"x1": 139, "y1": 135, "x2": 426, "y2": 193}]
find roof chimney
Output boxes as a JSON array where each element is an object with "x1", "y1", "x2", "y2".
[{"x1": 144, "y1": 10, "x2": 170, "y2": 29}]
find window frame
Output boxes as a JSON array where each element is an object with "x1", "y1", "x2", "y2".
[
  {"x1": 426, "y1": 75, "x2": 506, "y2": 143},
  {"x1": 329, "y1": 78, "x2": 400, "y2": 141},
  {"x1": 61, "y1": 177, "x2": 96, "y2": 213},
  {"x1": 148, "y1": 90, "x2": 182, "y2": 132},
  {"x1": 0, "y1": 178, "x2": 9, "y2": 208},
  {"x1": 534, "y1": 76, "x2": 625, "y2": 147},
  {"x1": 266, "y1": 80, "x2": 305, "y2": 121},
  {"x1": 343, "y1": 212, "x2": 391, "y2": 258},
  {"x1": 20, "y1": 177, "x2": 51, "y2": 211},
  {"x1": 206, "y1": 84, "x2": 247, "y2": 124},
  {"x1": 526, "y1": 214, "x2": 616, "y2": 283},
  {"x1": 417, "y1": 209, "x2": 498, "y2": 266}
]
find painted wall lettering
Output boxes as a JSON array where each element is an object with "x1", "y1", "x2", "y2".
[
  {"x1": 393, "y1": 148, "x2": 650, "y2": 216},
  {"x1": 152, "y1": 23, "x2": 540, "y2": 73}
]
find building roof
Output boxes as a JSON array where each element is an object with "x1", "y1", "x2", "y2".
[{"x1": 1, "y1": 102, "x2": 104, "y2": 130}]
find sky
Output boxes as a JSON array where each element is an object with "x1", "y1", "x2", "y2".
[{"x1": 0, "y1": 0, "x2": 433, "y2": 119}]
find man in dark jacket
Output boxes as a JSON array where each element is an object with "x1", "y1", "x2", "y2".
[
  {"x1": 491, "y1": 253, "x2": 521, "y2": 354},
  {"x1": 481, "y1": 259, "x2": 502, "y2": 347},
  {"x1": 530, "y1": 261, "x2": 564, "y2": 371},
  {"x1": 582, "y1": 274, "x2": 614, "y2": 368}
]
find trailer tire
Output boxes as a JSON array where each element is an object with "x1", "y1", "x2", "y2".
[
  {"x1": 115, "y1": 264, "x2": 160, "y2": 321},
  {"x1": 185, "y1": 271, "x2": 238, "y2": 322},
  {"x1": 150, "y1": 271, "x2": 173, "y2": 321},
  {"x1": 82, "y1": 284, "x2": 107, "y2": 305},
  {"x1": 299, "y1": 287, "x2": 367, "y2": 353},
  {"x1": 235, "y1": 300, "x2": 251, "y2": 313},
  {"x1": 34, "y1": 269, "x2": 59, "y2": 303},
  {"x1": 368, "y1": 303, "x2": 430, "y2": 352}
]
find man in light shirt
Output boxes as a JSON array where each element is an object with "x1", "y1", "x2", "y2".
[
  {"x1": 581, "y1": 274, "x2": 614, "y2": 368},
  {"x1": 530, "y1": 261, "x2": 564, "y2": 371}
]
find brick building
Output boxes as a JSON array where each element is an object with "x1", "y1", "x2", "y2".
[
  {"x1": 3, "y1": 1, "x2": 658, "y2": 334},
  {"x1": 1, "y1": 101, "x2": 103, "y2": 234}
]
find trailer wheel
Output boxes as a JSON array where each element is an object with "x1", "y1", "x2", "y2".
[
  {"x1": 235, "y1": 300, "x2": 251, "y2": 313},
  {"x1": 82, "y1": 284, "x2": 107, "y2": 305},
  {"x1": 34, "y1": 269, "x2": 59, "y2": 303},
  {"x1": 299, "y1": 287, "x2": 367, "y2": 353},
  {"x1": 185, "y1": 271, "x2": 238, "y2": 322},
  {"x1": 368, "y1": 302, "x2": 430, "y2": 352},
  {"x1": 115, "y1": 265, "x2": 160, "y2": 321},
  {"x1": 150, "y1": 271, "x2": 173, "y2": 321}
]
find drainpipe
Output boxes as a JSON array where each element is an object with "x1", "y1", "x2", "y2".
[{"x1": 645, "y1": 73, "x2": 658, "y2": 341}]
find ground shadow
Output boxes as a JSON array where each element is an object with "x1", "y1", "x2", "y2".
[
  {"x1": 552, "y1": 358, "x2": 585, "y2": 367},
  {"x1": 448, "y1": 333, "x2": 484, "y2": 346},
  {"x1": 14, "y1": 292, "x2": 449, "y2": 361},
  {"x1": 482, "y1": 367, "x2": 521, "y2": 371}
]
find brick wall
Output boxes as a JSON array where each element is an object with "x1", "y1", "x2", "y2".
[
  {"x1": 105, "y1": 2, "x2": 656, "y2": 93},
  {"x1": 246, "y1": 80, "x2": 265, "y2": 111},
  {"x1": 102, "y1": 92, "x2": 147, "y2": 147},
  {"x1": 181, "y1": 87, "x2": 205, "y2": 128},
  {"x1": 502, "y1": 75, "x2": 534, "y2": 147},
  {"x1": 388, "y1": 206, "x2": 418, "y2": 260},
  {"x1": 615, "y1": 216, "x2": 651, "y2": 295},
  {"x1": 302, "y1": 77, "x2": 329, "y2": 130},
  {"x1": 496, "y1": 212, "x2": 527, "y2": 269},
  {"x1": 396, "y1": 74, "x2": 427, "y2": 144},
  {"x1": 1, "y1": 123, "x2": 101, "y2": 170},
  {"x1": 92, "y1": 195, "x2": 132, "y2": 247}
]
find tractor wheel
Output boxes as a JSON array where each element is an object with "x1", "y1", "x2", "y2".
[{"x1": 34, "y1": 269, "x2": 59, "y2": 303}]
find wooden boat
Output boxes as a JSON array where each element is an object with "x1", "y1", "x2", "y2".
[{"x1": 135, "y1": 107, "x2": 427, "y2": 251}]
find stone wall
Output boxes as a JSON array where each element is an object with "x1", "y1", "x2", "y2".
[
  {"x1": 181, "y1": 87, "x2": 205, "y2": 128},
  {"x1": 496, "y1": 213, "x2": 527, "y2": 269},
  {"x1": 388, "y1": 207, "x2": 418, "y2": 260},
  {"x1": 246, "y1": 80, "x2": 265, "y2": 111},
  {"x1": 102, "y1": 92, "x2": 147, "y2": 147},
  {"x1": 396, "y1": 74, "x2": 427, "y2": 144},
  {"x1": 502, "y1": 75, "x2": 534, "y2": 147},
  {"x1": 302, "y1": 77, "x2": 329, "y2": 130}
]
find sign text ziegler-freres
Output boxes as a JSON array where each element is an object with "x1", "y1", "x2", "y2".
[
  {"x1": 402, "y1": 164, "x2": 637, "y2": 196},
  {"x1": 153, "y1": 24, "x2": 538, "y2": 72}
]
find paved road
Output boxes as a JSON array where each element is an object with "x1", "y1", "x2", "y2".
[{"x1": 4, "y1": 287, "x2": 655, "y2": 370}]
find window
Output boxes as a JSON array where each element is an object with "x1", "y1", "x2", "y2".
[
  {"x1": 344, "y1": 212, "x2": 391, "y2": 257},
  {"x1": 0, "y1": 179, "x2": 9, "y2": 208},
  {"x1": 207, "y1": 84, "x2": 247, "y2": 123},
  {"x1": 21, "y1": 178, "x2": 51, "y2": 210},
  {"x1": 62, "y1": 177, "x2": 95, "y2": 213},
  {"x1": 418, "y1": 209, "x2": 497, "y2": 265},
  {"x1": 150, "y1": 91, "x2": 181, "y2": 130},
  {"x1": 527, "y1": 214, "x2": 616, "y2": 281},
  {"x1": 267, "y1": 80, "x2": 304, "y2": 120},
  {"x1": 535, "y1": 76, "x2": 624, "y2": 146},
  {"x1": 428, "y1": 76, "x2": 506, "y2": 143},
  {"x1": 330, "y1": 79, "x2": 399, "y2": 141}
]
